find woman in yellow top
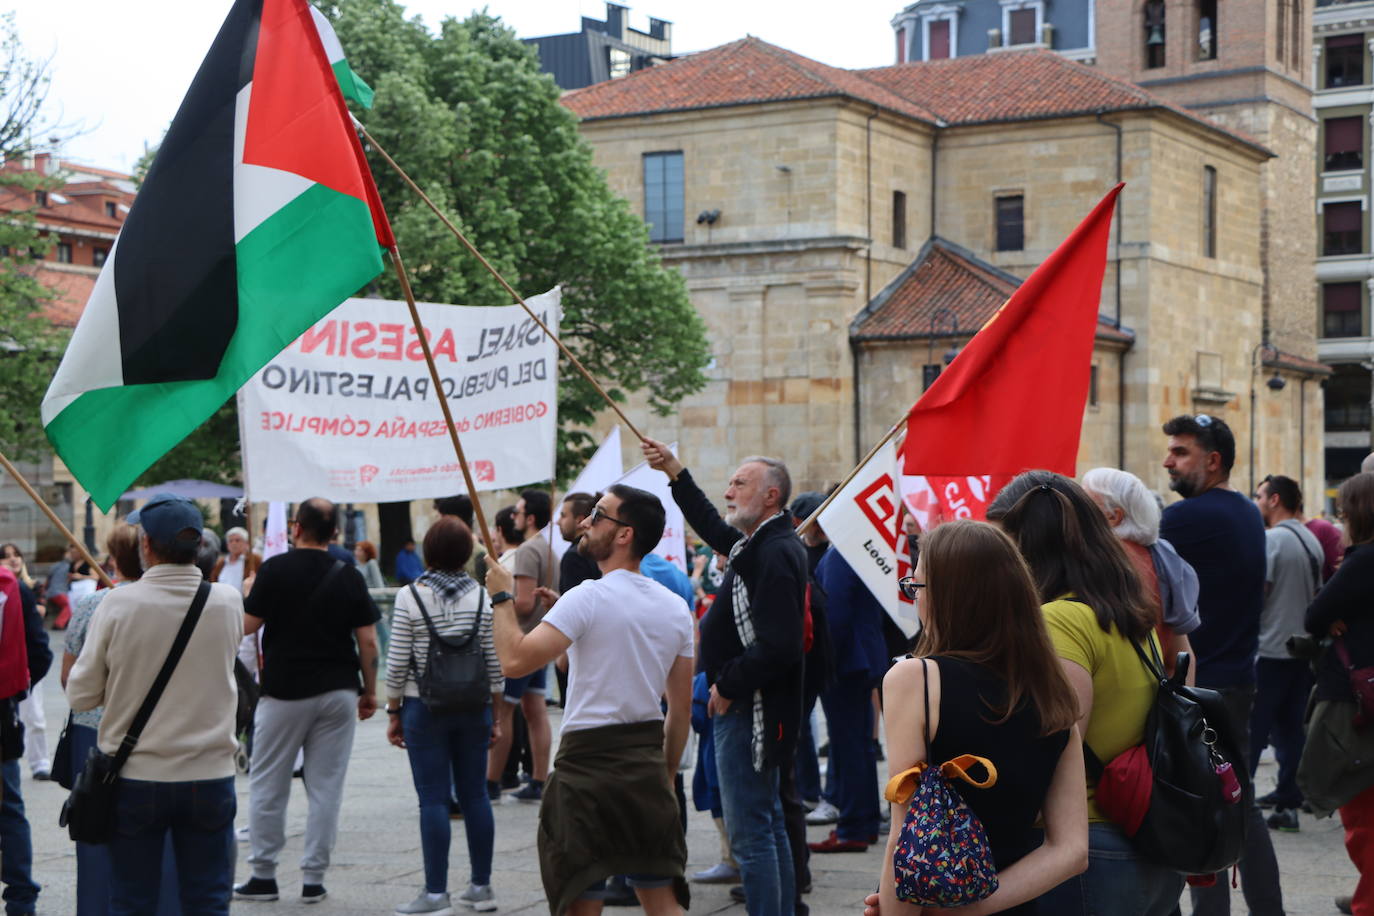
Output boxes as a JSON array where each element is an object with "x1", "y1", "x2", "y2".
[{"x1": 987, "y1": 471, "x2": 1184, "y2": 916}]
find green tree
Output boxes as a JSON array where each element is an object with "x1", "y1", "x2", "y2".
[
  {"x1": 327, "y1": 1, "x2": 709, "y2": 476},
  {"x1": 0, "y1": 14, "x2": 73, "y2": 460}
]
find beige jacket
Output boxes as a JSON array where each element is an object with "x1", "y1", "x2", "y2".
[{"x1": 67, "y1": 563, "x2": 244, "y2": 781}]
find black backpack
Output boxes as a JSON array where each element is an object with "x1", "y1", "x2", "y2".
[
  {"x1": 1087, "y1": 643, "x2": 1250, "y2": 876},
  {"x1": 409, "y1": 585, "x2": 490, "y2": 714}
]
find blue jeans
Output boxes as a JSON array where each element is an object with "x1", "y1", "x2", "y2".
[
  {"x1": 1038, "y1": 822, "x2": 1184, "y2": 915},
  {"x1": 1250, "y1": 657, "x2": 1313, "y2": 808},
  {"x1": 401, "y1": 698, "x2": 494, "y2": 891},
  {"x1": 108, "y1": 777, "x2": 235, "y2": 916},
  {"x1": 0, "y1": 760, "x2": 37, "y2": 915},
  {"x1": 820, "y1": 675, "x2": 880, "y2": 842},
  {"x1": 714, "y1": 699, "x2": 794, "y2": 916},
  {"x1": 68, "y1": 725, "x2": 181, "y2": 916}
]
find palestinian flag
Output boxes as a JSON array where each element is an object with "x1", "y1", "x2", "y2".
[{"x1": 42, "y1": 0, "x2": 394, "y2": 510}]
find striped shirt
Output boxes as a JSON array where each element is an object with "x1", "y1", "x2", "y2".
[{"x1": 385, "y1": 582, "x2": 502, "y2": 701}]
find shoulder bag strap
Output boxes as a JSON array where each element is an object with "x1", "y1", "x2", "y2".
[
  {"x1": 307, "y1": 559, "x2": 346, "y2": 614},
  {"x1": 408, "y1": 584, "x2": 480, "y2": 650},
  {"x1": 110, "y1": 580, "x2": 212, "y2": 773},
  {"x1": 920, "y1": 657, "x2": 932, "y2": 752},
  {"x1": 1277, "y1": 522, "x2": 1322, "y2": 591}
]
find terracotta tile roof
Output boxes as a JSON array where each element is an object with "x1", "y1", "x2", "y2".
[
  {"x1": 562, "y1": 36, "x2": 940, "y2": 124},
  {"x1": 1261, "y1": 345, "x2": 1331, "y2": 376},
  {"x1": 562, "y1": 39, "x2": 1269, "y2": 157},
  {"x1": 850, "y1": 237, "x2": 1133, "y2": 346},
  {"x1": 858, "y1": 51, "x2": 1267, "y2": 154},
  {"x1": 27, "y1": 266, "x2": 94, "y2": 327}
]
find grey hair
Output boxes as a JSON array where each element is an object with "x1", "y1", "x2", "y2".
[
  {"x1": 1081, "y1": 467, "x2": 1160, "y2": 546},
  {"x1": 740, "y1": 456, "x2": 792, "y2": 510},
  {"x1": 225, "y1": 526, "x2": 249, "y2": 541}
]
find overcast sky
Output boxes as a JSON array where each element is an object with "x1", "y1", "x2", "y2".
[{"x1": 15, "y1": 0, "x2": 904, "y2": 172}]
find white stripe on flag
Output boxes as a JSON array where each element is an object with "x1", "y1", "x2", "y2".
[
  {"x1": 233, "y1": 83, "x2": 314, "y2": 244},
  {"x1": 40, "y1": 235, "x2": 127, "y2": 425}
]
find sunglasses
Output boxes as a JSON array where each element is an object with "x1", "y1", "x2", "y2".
[
  {"x1": 898, "y1": 576, "x2": 926, "y2": 600},
  {"x1": 588, "y1": 506, "x2": 631, "y2": 528}
]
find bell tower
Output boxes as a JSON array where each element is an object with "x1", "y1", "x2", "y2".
[{"x1": 1094, "y1": 0, "x2": 1317, "y2": 360}]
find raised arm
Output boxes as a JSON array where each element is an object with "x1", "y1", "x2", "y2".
[{"x1": 643, "y1": 437, "x2": 741, "y2": 556}]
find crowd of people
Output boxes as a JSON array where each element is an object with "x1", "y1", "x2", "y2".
[{"x1": 0, "y1": 411, "x2": 1369, "y2": 915}]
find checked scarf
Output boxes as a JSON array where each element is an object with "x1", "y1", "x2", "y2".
[
  {"x1": 727, "y1": 511, "x2": 788, "y2": 773},
  {"x1": 417, "y1": 568, "x2": 477, "y2": 604}
]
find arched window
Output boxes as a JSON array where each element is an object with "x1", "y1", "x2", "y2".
[
  {"x1": 1145, "y1": 0, "x2": 1166, "y2": 69},
  {"x1": 1197, "y1": 0, "x2": 1217, "y2": 60}
]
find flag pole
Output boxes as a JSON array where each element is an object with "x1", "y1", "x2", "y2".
[
  {"x1": 356, "y1": 124, "x2": 646, "y2": 443},
  {"x1": 386, "y1": 245, "x2": 498, "y2": 560},
  {"x1": 796, "y1": 410, "x2": 912, "y2": 537},
  {"x1": 0, "y1": 449, "x2": 115, "y2": 589}
]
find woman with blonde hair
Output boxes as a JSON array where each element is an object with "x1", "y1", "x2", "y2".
[{"x1": 870, "y1": 519, "x2": 1087, "y2": 915}]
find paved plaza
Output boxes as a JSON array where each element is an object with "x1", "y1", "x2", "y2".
[{"x1": 15, "y1": 647, "x2": 1361, "y2": 915}]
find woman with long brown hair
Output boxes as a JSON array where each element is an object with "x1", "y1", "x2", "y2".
[
  {"x1": 987, "y1": 470, "x2": 1183, "y2": 915},
  {"x1": 873, "y1": 519, "x2": 1087, "y2": 915}
]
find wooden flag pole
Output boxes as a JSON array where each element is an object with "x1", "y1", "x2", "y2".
[
  {"x1": 0, "y1": 449, "x2": 115, "y2": 589},
  {"x1": 387, "y1": 244, "x2": 498, "y2": 560},
  {"x1": 796, "y1": 410, "x2": 912, "y2": 537},
  {"x1": 357, "y1": 125, "x2": 646, "y2": 443}
]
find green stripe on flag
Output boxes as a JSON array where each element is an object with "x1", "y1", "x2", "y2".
[
  {"x1": 332, "y1": 59, "x2": 374, "y2": 109},
  {"x1": 46, "y1": 185, "x2": 383, "y2": 509}
]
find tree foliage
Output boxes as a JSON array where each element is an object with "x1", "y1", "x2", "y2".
[
  {"x1": 0, "y1": 14, "x2": 73, "y2": 460},
  {"x1": 326, "y1": 1, "x2": 709, "y2": 475}
]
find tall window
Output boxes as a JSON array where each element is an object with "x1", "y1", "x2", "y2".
[
  {"x1": 1197, "y1": 0, "x2": 1217, "y2": 60},
  {"x1": 1277, "y1": 0, "x2": 1288, "y2": 63},
  {"x1": 1144, "y1": 0, "x2": 1166, "y2": 69},
  {"x1": 1324, "y1": 201, "x2": 1363, "y2": 256},
  {"x1": 922, "y1": 364, "x2": 941, "y2": 390},
  {"x1": 643, "y1": 151, "x2": 684, "y2": 244},
  {"x1": 893, "y1": 191, "x2": 907, "y2": 249},
  {"x1": 896, "y1": 27, "x2": 907, "y2": 63},
  {"x1": 1089, "y1": 365, "x2": 1100, "y2": 407},
  {"x1": 1327, "y1": 365, "x2": 1372, "y2": 430},
  {"x1": 928, "y1": 20, "x2": 951, "y2": 59},
  {"x1": 1289, "y1": 0, "x2": 1303, "y2": 70},
  {"x1": 1009, "y1": 8, "x2": 1037, "y2": 45},
  {"x1": 1326, "y1": 35, "x2": 1365, "y2": 88},
  {"x1": 1202, "y1": 166, "x2": 1217, "y2": 258},
  {"x1": 1324, "y1": 282, "x2": 1363, "y2": 337},
  {"x1": 1325, "y1": 117, "x2": 1364, "y2": 171},
  {"x1": 56, "y1": 242, "x2": 72, "y2": 263},
  {"x1": 93, "y1": 247, "x2": 108, "y2": 268},
  {"x1": 995, "y1": 195, "x2": 1024, "y2": 252},
  {"x1": 608, "y1": 47, "x2": 632, "y2": 79},
  {"x1": 105, "y1": 201, "x2": 117, "y2": 218},
  {"x1": 34, "y1": 190, "x2": 47, "y2": 207}
]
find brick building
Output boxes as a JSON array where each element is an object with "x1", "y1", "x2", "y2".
[
  {"x1": 561, "y1": 38, "x2": 1326, "y2": 506},
  {"x1": 0, "y1": 153, "x2": 134, "y2": 563}
]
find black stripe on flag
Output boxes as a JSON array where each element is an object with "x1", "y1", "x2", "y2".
[{"x1": 114, "y1": 0, "x2": 261, "y2": 385}]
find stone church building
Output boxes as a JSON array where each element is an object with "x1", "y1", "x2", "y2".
[{"x1": 562, "y1": 27, "x2": 1326, "y2": 507}]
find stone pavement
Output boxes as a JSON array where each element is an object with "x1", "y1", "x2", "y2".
[{"x1": 16, "y1": 662, "x2": 1361, "y2": 915}]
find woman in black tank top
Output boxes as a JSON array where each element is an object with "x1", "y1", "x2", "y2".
[{"x1": 870, "y1": 520, "x2": 1087, "y2": 916}]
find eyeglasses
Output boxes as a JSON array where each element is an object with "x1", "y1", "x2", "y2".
[
  {"x1": 898, "y1": 576, "x2": 926, "y2": 600},
  {"x1": 588, "y1": 506, "x2": 631, "y2": 528},
  {"x1": 1194, "y1": 414, "x2": 1213, "y2": 427}
]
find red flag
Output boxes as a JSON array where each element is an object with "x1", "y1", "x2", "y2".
[{"x1": 902, "y1": 184, "x2": 1122, "y2": 478}]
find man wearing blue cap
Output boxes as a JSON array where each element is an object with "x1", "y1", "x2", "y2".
[{"x1": 68, "y1": 493, "x2": 245, "y2": 914}]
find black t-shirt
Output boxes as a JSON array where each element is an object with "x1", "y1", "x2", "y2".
[
  {"x1": 245, "y1": 548, "x2": 380, "y2": 700},
  {"x1": 559, "y1": 541, "x2": 601, "y2": 593}
]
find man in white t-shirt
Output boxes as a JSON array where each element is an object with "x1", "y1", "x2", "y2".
[{"x1": 489, "y1": 484, "x2": 694, "y2": 916}]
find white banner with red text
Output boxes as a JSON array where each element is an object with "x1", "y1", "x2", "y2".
[
  {"x1": 818, "y1": 439, "x2": 919, "y2": 638},
  {"x1": 240, "y1": 289, "x2": 560, "y2": 503}
]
